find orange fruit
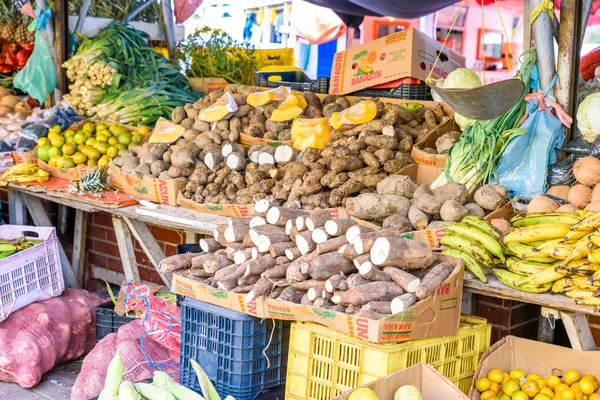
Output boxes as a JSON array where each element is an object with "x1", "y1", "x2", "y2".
[
  {"x1": 573, "y1": 383, "x2": 581, "y2": 391},
  {"x1": 489, "y1": 369, "x2": 506, "y2": 384},
  {"x1": 589, "y1": 394, "x2": 600, "y2": 400},
  {"x1": 477, "y1": 378, "x2": 494, "y2": 393},
  {"x1": 499, "y1": 395, "x2": 511, "y2": 400},
  {"x1": 504, "y1": 373, "x2": 512, "y2": 384},
  {"x1": 529, "y1": 374, "x2": 543, "y2": 381},
  {"x1": 481, "y1": 389, "x2": 497, "y2": 400},
  {"x1": 512, "y1": 390, "x2": 530, "y2": 400},
  {"x1": 561, "y1": 388, "x2": 577, "y2": 400},
  {"x1": 511, "y1": 369, "x2": 526, "y2": 381},
  {"x1": 556, "y1": 384, "x2": 571, "y2": 393},
  {"x1": 535, "y1": 394, "x2": 553, "y2": 400},
  {"x1": 565, "y1": 371, "x2": 582, "y2": 386},
  {"x1": 523, "y1": 380, "x2": 542, "y2": 398},
  {"x1": 503, "y1": 380, "x2": 521, "y2": 397},
  {"x1": 538, "y1": 380, "x2": 549, "y2": 389},
  {"x1": 490, "y1": 382, "x2": 501, "y2": 394},
  {"x1": 582, "y1": 375, "x2": 598, "y2": 384},
  {"x1": 541, "y1": 388, "x2": 555, "y2": 397},
  {"x1": 546, "y1": 377, "x2": 563, "y2": 390}
]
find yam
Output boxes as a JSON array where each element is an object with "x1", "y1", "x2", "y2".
[
  {"x1": 376, "y1": 175, "x2": 418, "y2": 198},
  {"x1": 474, "y1": 184, "x2": 508, "y2": 211},
  {"x1": 433, "y1": 182, "x2": 469, "y2": 205},
  {"x1": 408, "y1": 206, "x2": 430, "y2": 230},
  {"x1": 345, "y1": 194, "x2": 411, "y2": 220},
  {"x1": 439, "y1": 200, "x2": 469, "y2": 222},
  {"x1": 464, "y1": 203, "x2": 486, "y2": 218},
  {"x1": 338, "y1": 244, "x2": 360, "y2": 260},
  {"x1": 382, "y1": 215, "x2": 412, "y2": 231}
]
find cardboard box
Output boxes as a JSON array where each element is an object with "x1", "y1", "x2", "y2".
[
  {"x1": 12, "y1": 149, "x2": 36, "y2": 164},
  {"x1": 189, "y1": 77, "x2": 230, "y2": 94},
  {"x1": 329, "y1": 28, "x2": 465, "y2": 95},
  {"x1": 411, "y1": 117, "x2": 461, "y2": 170},
  {"x1": 334, "y1": 363, "x2": 469, "y2": 400},
  {"x1": 108, "y1": 165, "x2": 184, "y2": 206},
  {"x1": 469, "y1": 336, "x2": 600, "y2": 399},
  {"x1": 37, "y1": 159, "x2": 96, "y2": 181},
  {"x1": 172, "y1": 257, "x2": 463, "y2": 344}
]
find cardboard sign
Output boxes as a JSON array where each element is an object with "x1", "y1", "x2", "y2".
[{"x1": 108, "y1": 165, "x2": 184, "y2": 206}]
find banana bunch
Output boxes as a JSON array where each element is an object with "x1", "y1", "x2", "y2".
[
  {"x1": 0, "y1": 238, "x2": 42, "y2": 260},
  {"x1": 440, "y1": 216, "x2": 505, "y2": 283},
  {"x1": 0, "y1": 163, "x2": 50, "y2": 187}
]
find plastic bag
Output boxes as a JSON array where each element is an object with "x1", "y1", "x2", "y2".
[
  {"x1": 562, "y1": 136, "x2": 592, "y2": 156},
  {"x1": 329, "y1": 100, "x2": 377, "y2": 129},
  {"x1": 198, "y1": 92, "x2": 238, "y2": 122},
  {"x1": 13, "y1": 9, "x2": 57, "y2": 105},
  {"x1": 546, "y1": 154, "x2": 580, "y2": 186},
  {"x1": 494, "y1": 79, "x2": 568, "y2": 200},
  {"x1": 291, "y1": 117, "x2": 331, "y2": 150},
  {"x1": 270, "y1": 92, "x2": 307, "y2": 122}
]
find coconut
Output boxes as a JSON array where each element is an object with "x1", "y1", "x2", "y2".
[
  {"x1": 546, "y1": 185, "x2": 570, "y2": 201},
  {"x1": 556, "y1": 204, "x2": 579, "y2": 213},
  {"x1": 585, "y1": 201, "x2": 600, "y2": 212},
  {"x1": 567, "y1": 184, "x2": 592, "y2": 209},
  {"x1": 527, "y1": 196, "x2": 559, "y2": 213},
  {"x1": 573, "y1": 156, "x2": 600, "y2": 186}
]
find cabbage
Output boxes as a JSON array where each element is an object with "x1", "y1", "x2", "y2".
[
  {"x1": 438, "y1": 68, "x2": 482, "y2": 130},
  {"x1": 577, "y1": 92, "x2": 600, "y2": 143}
]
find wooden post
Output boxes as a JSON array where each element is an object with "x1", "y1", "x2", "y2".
[
  {"x1": 123, "y1": 217, "x2": 171, "y2": 286},
  {"x1": 72, "y1": 209, "x2": 88, "y2": 286},
  {"x1": 112, "y1": 217, "x2": 141, "y2": 282},
  {"x1": 54, "y1": 0, "x2": 68, "y2": 96},
  {"x1": 560, "y1": 311, "x2": 597, "y2": 350},
  {"x1": 8, "y1": 190, "x2": 27, "y2": 225}
]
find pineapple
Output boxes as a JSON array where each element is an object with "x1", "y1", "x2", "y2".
[
  {"x1": 0, "y1": 0, "x2": 20, "y2": 43},
  {"x1": 69, "y1": 168, "x2": 115, "y2": 194},
  {"x1": 14, "y1": 24, "x2": 28, "y2": 44},
  {"x1": 1, "y1": 23, "x2": 17, "y2": 43}
]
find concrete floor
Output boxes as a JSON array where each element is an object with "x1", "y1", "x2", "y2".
[{"x1": 0, "y1": 362, "x2": 80, "y2": 400}]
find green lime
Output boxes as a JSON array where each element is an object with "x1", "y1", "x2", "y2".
[
  {"x1": 37, "y1": 144, "x2": 52, "y2": 162},
  {"x1": 118, "y1": 132, "x2": 133, "y2": 146},
  {"x1": 83, "y1": 122, "x2": 96, "y2": 133},
  {"x1": 48, "y1": 146, "x2": 62, "y2": 158},
  {"x1": 94, "y1": 141, "x2": 109, "y2": 155},
  {"x1": 131, "y1": 133, "x2": 144, "y2": 145},
  {"x1": 85, "y1": 137, "x2": 96, "y2": 146},
  {"x1": 106, "y1": 146, "x2": 119, "y2": 158},
  {"x1": 115, "y1": 143, "x2": 127, "y2": 151},
  {"x1": 37, "y1": 137, "x2": 50, "y2": 146},
  {"x1": 50, "y1": 136, "x2": 65, "y2": 148},
  {"x1": 95, "y1": 133, "x2": 109, "y2": 143},
  {"x1": 72, "y1": 152, "x2": 87, "y2": 165},
  {"x1": 108, "y1": 136, "x2": 119, "y2": 146},
  {"x1": 62, "y1": 143, "x2": 77, "y2": 156},
  {"x1": 73, "y1": 132, "x2": 87, "y2": 145}
]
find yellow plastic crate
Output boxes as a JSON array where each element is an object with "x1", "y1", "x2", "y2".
[
  {"x1": 256, "y1": 48, "x2": 295, "y2": 71},
  {"x1": 285, "y1": 315, "x2": 490, "y2": 400}
]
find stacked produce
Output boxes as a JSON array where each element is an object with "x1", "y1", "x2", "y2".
[
  {"x1": 0, "y1": 230, "x2": 41, "y2": 260},
  {"x1": 160, "y1": 201, "x2": 460, "y2": 319},
  {"x1": 0, "y1": 86, "x2": 31, "y2": 117},
  {"x1": 63, "y1": 23, "x2": 198, "y2": 124},
  {"x1": 0, "y1": 162, "x2": 49, "y2": 185},
  {"x1": 37, "y1": 122, "x2": 147, "y2": 169},
  {"x1": 0, "y1": 0, "x2": 34, "y2": 84},
  {"x1": 474, "y1": 367, "x2": 600, "y2": 400}
]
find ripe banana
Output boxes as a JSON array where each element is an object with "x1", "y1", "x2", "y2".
[
  {"x1": 588, "y1": 248, "x2": 600, "y2": 264},
  {"x1": 493, "y1": 268, "x2": 552, "y2": 294},
  {"x1": 588, "y1": 232, "x2": 600, "y2": 248},
  {"x1": 443, "y1": 223, "x2": 504, "y2": 262},
  {"x1": 511, "y1": 212, "x2": 581, "y2": 227},
  {"x1": 440, "y1": 234, "x2": 494, "y2": 267},
  {"x1": 577, "y1": 210, "x2": 597, "y2": 219},
  {"x1": 564, "y1": 289, "x2": 596, "y2": 300},
  {"x1": 563, "y1": 260, "x2": 600, "y2": 276},
  {"x1": 575, "y1": 296, "x2": 600, "y2": 306},
  {"x1": 560, "y1": 235, "x2": 592, "y2": 266},
  {"x1": 552, "y1": 277, "x2": 573, "y2": 293},
  {"x1": 570, "y1": 212, "x2": 600, "y2": 231},
  {"x1": 503, "y1": 224, "x2": 571, "y2": 243},
  {"x1": 505, "y1": 257, "x2": 557, "y2": 275},
  {"x1": 539, "y1": 244, "x2": 573, "y2": 260},
  {"x1": 515, "y1": 265, "x2": 566, "y2": 286},
  {"x1": 535, "y1": 238, "x2": 568, "y2": 251},
  {"x1": 565, "y1": 229, "x2": 593, "y2": 242},
  {"x1": 504, "y1": 242, "x2": 556, "y2": 263},
  {"x1": 461, "y1": 216, "x2": 503, "y2": 240},
  {"x1": 441, "y1": 248, "x2": 487, "y2": 283}
]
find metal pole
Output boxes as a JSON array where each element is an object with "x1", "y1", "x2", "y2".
[
  {"x1": 531, "y1": 0, "x2": 556, "y2": 93},
  {"x1": 160, "y1": 0, "x2": 177, "y2": 61},
  {"x1": 55, "y1": 0, "x2": 68, "y2": 98},
  {"x1": 580, "y1": 0, "x2": 593, "y2": 44},
  {"x1": 123, "y1": 0, "x2": 159, "y2": 24},
  {"x1": 74, "y1": 0, "x2": 92, "y2": 33}
]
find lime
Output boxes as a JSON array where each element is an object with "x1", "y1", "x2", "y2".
[
  {"x1": 96, "y1": 133, "x2": 109, "y2": 143},
  {"x1": 37, "y1": 144, "x2": 52, "y2": 162},
  {"x1": 106, "y1": 146, "x2": 119, "y2": 158},
  {"x1": 118, "y1": 132, "x2": 133, "y2": 146},
  {"x1": 131, "y1": 133, "x2": 144, "y2": 145},
  {"x1": 50, "y1": 136, "x2": 66, "y2": 148},
  {"x1": 61, "y1": 157, "x2": 76, "y2": 169},
  {"x1": 107, "y1": 136, "x2": 119, "y2": 146},
  {"x1": 87, "y1": 148, "x2": 101, "y2": 160},
  {"x1": 83, "y1": 122, "x2": 96, "y2": 133},
  {"x1": 109, "y1": 124, "x2": 120, "y2": 134},
  {"x1": 73, "y1": 132, "x2": 87, "y2": 145},
  {"x1": 51, "y1": 125, "x2": 61, "y2": 132},
  {"x1": 77, "y1": 144, "x2": 85, "y2": 152},
  {"x1": 96, "y1": 123, "x2": 108, "y2": 131},
  {"x1": 48, "y1": 154, "x2": 59, "y2": 167},
  {"x1": 72, "y1": 152, "x2": 87, "y2": 165},
  {"x1": 63, "y1": 130, "x2": 75, "y2": 138},
  {"x1": 87, "y1": 158, "x2": 98, "y2": 167},
  {"x1": 62, "y1": 143, "x2": 77, "y2": 156},
  {"x1": 48, "y1": 146, "x2": 62, "y2": 158},
  {"x1": 94, "y1": 141, "x2": 109, "y2": 155},
  {"x1": 37, "y1": 137, "x2": 50, "y2": 146},
  {"x1": 47, "y1": 131, "x2": 60, "y2": 141},
  {"x1": 65, "y1": 136, "x2": 76, "y2": 144},
  {"x1": 115, "y1": 143, "x2": 127, "y2": 151},
  {"x1": 85, "y1": 137, "x2": 96, "y2": 146}
]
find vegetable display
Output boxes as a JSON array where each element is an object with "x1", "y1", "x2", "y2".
[
  {"x1": 0, "y1": 86, "x2": 31, "y2": 117},
  {"x1": 432, "y1": 68, "x2": 482, "y2": 131},
  {"x1": 576, "y1": 92, "x2": 600, "y2": 143},
  {"x1": 159, "y1": 201, "x2": 459, "y2": 319}
]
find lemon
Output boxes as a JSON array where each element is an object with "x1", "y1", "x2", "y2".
[
  {"x1": 50, "y1": 136, "x2": 66, "y2": 148},
  {"x1": 93, "y1": 141, "x2": 109, "y2": 155},
  {"x1": 95, "y1": 133, "x2": 109, "y2": 143},
  {"x1": 48, "y1": 146, "x2": 62, "y2": 158},
  {"x1": 522, "y1": 379, "x2": 541, "y2": 398},
  {"x1": 96, "y1": 123, "x2": 108, "y2": 131},
  {"x1": 115, "y1": 143, "x2": 127, "y2": 151},
  {"x1": 48, "y1": 155, "x2": 59, "y2": 167},
  {"x1": 480, "y1": 390, "x2": 497, "y2": 400},
  {"x1": 47, "y1": 131, "x2": 59, "y2": 141},
  {"x1": 83, "y1": 122, "x2": 96, "y2": 133},
  {"x1": 85, "y1": 137, "x2": 96, "y2": 146},
  {"x1": 564, "y1": 371, "x2": 581, "y2": 386},
  {"x1": 348, "y1": 387, "x2": 379, "y2": 400},
  {"x1": 72, "y1": 152, "x2": 87, "y2": 165},
  {"x1": 488, "y1": 369, "x2": 506, "y2": 384},
  {"x1": 37, "y1": 144, "x2": 52, "y2": 162},
  {"x1": 38, "y1": 137, "x2": 50, "y2": 146},
  {"x1": 502, "y1": 380, "x2": 520, "y2": 396},
  {"x1": 87, "y1": 148, "x2": 101, "y2": 160},
  {"x1": 477, "y1": 378, "x2": 494, "y2": 393},
  {"x1": 578, "y1": 379, "x2": 595, "y2": 395},
  {"x1": 511, "y1": 390, "x2": 529, "y2": 400},
  {"x1": 62, "y1": 143, "x2": 77, "y2": 156},
  {"x1": 545, "y1": 376, "x2": 562, "y2": 390},
  {"x1": 534, "y1": 394, "x2": 552, "y2": 400},
  {"x1": 61, "y1": 157, "x2": 76, "y2": 169},
  {"x1": 98, "y1": 155, "x2": 111, "y2": 167},
  {"x1": 87, "y1": 158, "x2": 98, "y2": 167}
]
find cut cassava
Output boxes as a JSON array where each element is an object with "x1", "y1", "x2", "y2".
[
  {"x1": 337, "y1": 273, "x2": 368, "y2": 291},
  {"x1": 353, "y1": 227, "x2": 410, "y2": 255},
  {"x1": 317, "y1": 236, "x2": 347, "y2": 254},
  {"x1": 295, "y1": 230, "x2": 317, "y2": 255},
  {"x1": 311, "y1": 228, "x2": 330, "y2": 244},
  {"x1": 244, "y1": 255, "x2": 276, "y2": 276},
  {"x1": 249, "y1": 225, "x2": 289, "y2": 246},
  {"x1": 370, "y1": 237, "x2": 434, "y2": 269},
  {"x1": 390, "y1": 293, "x2": 418, "y2": 313},
  {"x1": 268, "y1": 242, "x2": 296, "y2": 257},
  {"x1": 266, "y1": 207, "x2": 307, "y2": 226},
  {"x1": 300, "y1": 252, "x2": 355, "y2": 280},
  {"x1": 326, "y1": 274, "x2": 346, "y2": 293},
  {"x1": 285, "y1": 247, "x2": 301, "y2": 261},
  {"x1": 305, "y1": 210, "x2": 333, "y2": 231},
  {"x1": 338, "y1": 244, "x2": 359, "y2": 260},
  {"x1": 345, "y1": 225, "x2": 374, "y2": 245},
  {"x1": 324, "y1": 218, "x2": 357, "y2": 236},
  {"x1": 245, "y1": 277, "x2": 275, "y2": 303},
  {"x1": 359, "y1": 262, "x2": 393, "y2": 282},
  {"x1": 159, "y1": 253, "x2": 197, "y2": 274},
  {"x1": 199, "y1": 238, "x2": 221, "y2": 253}
]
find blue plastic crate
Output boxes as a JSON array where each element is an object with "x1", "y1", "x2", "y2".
[{"x1": 179, "y1": 297, "x2": 289, "y2": 400}]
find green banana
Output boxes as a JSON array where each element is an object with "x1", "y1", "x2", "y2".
[
  {"x1": 511, "y1": 212, "x2": 581, "y2": 227},
  {"x1": 0, "y1": 243, "x2": 19, "y2": 252},
  {"x1": 504, "y1": 242, "x2": 556, "y2": 263},
  {"x1": 441, "y1": 248, "x2": 487, "y2": 283},
  {"x1": 461, "y1": 216, "x2": 503, "y2": 240},
  {"x1": 493, "y1": 268, "x2": 552, "y2": 293},
  {"x1": 440, "y1": 234, "x2": 494, "y2": 267},
  {"x1": 505, "y1": 257, "x2": 558, "y2": 275},
  {"x1": 0, "y1": 250, "x2": 15, "y2": 260},
  {"x1": 443, "y1": 223, "x2": 505, "y2": 262}
]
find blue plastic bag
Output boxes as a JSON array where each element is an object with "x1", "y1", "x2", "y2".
[
  {"x1": 493, "y1": 75, "x2": 567, "y2": 200},
  {"x1": 13, "y1": 9, "x2": 56, "y2": 104}
]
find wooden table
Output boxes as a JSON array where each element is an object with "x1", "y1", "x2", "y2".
[
  {"x1": 7, "y1": 183, "x2": 228, "y2": 289},
  {"x1": 463, "y1": 272, "x2": 598, "y2": 351}
]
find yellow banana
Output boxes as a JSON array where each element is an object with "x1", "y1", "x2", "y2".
[
  {"x1": 515, "y1": 265, "x2": 567, "y2": 286},
  {"x1": 575, "y1": 296, "x2": 600, "y2": 306},
  {"x1": 577, "y1": 210, "x2": 597, "y2": 219},
  {"x1": 503, "y1": 224, "x2": 571, "y2": 243},
  {"x1": 506, "y1": 257, "x2": 558, "y2": 275},
  {"x1": 560, "y1": 235, "x2": 592, "y2": 266},
  {"x1": 565, "y1": 229, "x2": 594, "y2": 242},
  {"x1": 570, "y1": 212, "x2": 600, "y2": 231},
  {"x1": 443, "y1": 223, "x2": 504, "y2": 262},
  {"x1": 588, "y1": 232, "x2": 600, "y2": 248},
  {"x1": 504, "y1": 242, "x2": 556, "y2": 263},
  {"x1": 511, "y1": 212, "x2": 581, "y2": 227},
  {"x1": 461, "y1": 216, "x2": 503, "y2": 240},
  {"x1": 539, "y1": 244, "x2": 573, "y2": 260},
  {"x1": 535, "y1": 238, "x2": 569, "y2": 251},
  {"x1": 564, "y1": 289, "x2": 596, "y2": 300},
  {"x1": 588, "y1": 248, "x2": 600, "y2": 264},
  {"x1": 441, "y1": 248, "x2": 487, "y2": 283},
  {"x1": 440, "y1": 234, "x2": 494, "y2": 267},
  {"x1": 552, "y1": 277, "x2": 572, "y2": 293},
  {"x1": 560, "y1": 260, "x2": 600, "y2": 276},
  {"x1": 591, "y1": 269, "x2": 600, "y2": 283},
  {"x1": 493, "y1": 268, "x2": 552, "y2": 293}
]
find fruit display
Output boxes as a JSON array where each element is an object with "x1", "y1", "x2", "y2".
[
  {"x1": 37, "y1": 122, "x2": 148, "y2": 169},
  {"x1": 474, "y1": 367, "x2": 600, "y2": 400},
  {"x1": 159, "y1": 200, "x2": 459, "y2": 319},
  {"x1": 0, "y1": 234, "x2": 41, "y2": 260},
  {"x1": 0, "y1": 162, "x2": 49, "y2": 185}
]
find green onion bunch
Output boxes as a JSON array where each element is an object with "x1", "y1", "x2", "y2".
[{"x1": 431, "y1": 49, "x2": 538, "y2": 193}]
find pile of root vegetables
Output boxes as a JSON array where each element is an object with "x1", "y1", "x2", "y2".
[{"x1": 159, "y1": 201, "x2": 460, "y2": 319}]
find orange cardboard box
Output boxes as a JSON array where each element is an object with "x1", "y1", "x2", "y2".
[
  {"x1": 334, "y1": 363, "x2": 469, "y2": 400},
  {"x1": 108, "y1": 165, "x2": 184, "y2": 205},
  {"x1": 189, "y1": 77, "x2": 230, "y2": 94},
  {"x1": 329, "y1": 28, "x2": 466, "y2": 95},
  {"x1": 37, "y1": 159, "x2": 95, "y2": 181},
  {"x1": 411, "y1": 117, "x2": 461, "y2": 170},
  {"x1": 469, "y1": 336, "x2": 600, "y2": 399},
  {"x1": 12, "y1": 149, "x2": 36, "y2": 164},
  {"x1": 172, "y1": 257, "x2": 463, "y2": 344}
]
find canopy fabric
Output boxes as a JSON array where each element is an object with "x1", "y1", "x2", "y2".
[{"x1": 303, "y1": 0, "x2": 459, "y2": 20}]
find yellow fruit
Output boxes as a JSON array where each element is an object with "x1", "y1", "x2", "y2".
[
  {"x1": 94, "y1": 141, "x2": 109, "y2": 155},
  {"x1": 115, "y1": 143, "x2": 127, "y2": 151},
  {"x1": 538, "y1": 380, "x2": 549, "y2": 389},
  {"x1": 62, "y1": 143, "x2": 76, "y2": 156},
  {"x1": 556, "y1": 384, "x2": 570, "y2": 393},
  {"x1": 83, "y1": 122, "x2": 96, "y2": 133},
  {"x1": 63, "y1": 129, "x2": 75, "y2": 138},
  {"x1": 477, "y1": 379, "x2": 494, "y2": 393},
  {"x1": 108, "y1": 136, "x2": 119, "y2": 146},
  {"x1": 137, "y1": 125, "x2": 149, "y2": 135},
  {"x1": 490, "y1": 382, "x2": 501, "y2": 393},
  {"x1": 106, "y1": 146, "x2": 119, "y2": 158},
  {"x1": 589, "y1": 394, "x2": 600, "y2": 400},
  {"x1": 348, "y1": 387, "x2": 378, "y2": 400},
  {"x1": 73, "y1": 132, "x2": 86, "y2": 145},
  {"x1": 83, "y1": 147, "x2": 100, "y2": 160},
  {"x1": 565, "y1": 371, "x2": 582, "y2": 386},
  {"x1": 50, "y1": 136, "x2": 65, "y2": 148},
  {"x1": 61, "y1": 157, "x2": 76, "y2": 169},
  {"x1": 511, "y1": 369, "x2": 526, "y2": 381},
  {"x1": 87, "y1": 158, "x2": 98, "y2": 167},
  {"x1": 48, "y1": 154, "x2": 60, "y2": 166},
  {"x1": 489, "y1": 369, "x2": 506, "y2": 384},
  {"x1": 529, "y1": 374, "x2": 543, "y2": 381},
  {"x1": 85, "y1": 137, "x2": 96, "y2": 146},
  {"x1": 579, "y1": 380, "x2": 596, "y2": 395},
  {"x1": 47, "y1": 131, "x2": 59, "y2": 141},
  {"x1": 512, "y1": 390, "x2": 530, "y2": 400},
  {"x1": 66, "y1": 136, "x2": 76, "y2": 144},
  {"x1": 499, "y1": 395, "x2": 511, "y2": 400},
  {"x1": 503, "y1": 380, "x2": 521, "y2": 396},
  {"x1": 37, "y1": 137, "x2": 50, "y2": 146},
  {"x1": 48, "y1": 147, "x2": 62, "y2": 158},
  {"x1": 573, "y1": 383, "x2": 581, "y2": 391},
  {"x1": 72, "y1": 152, "x2": 87, "y2": 165},
  {"x1": 96, "y1": 123, "x2": 107, "y2": 131},
  {"x1": 98, "y1": 155, "x2": 110, "y2": 167},
  {"x1": 582, "y1": 375, "x2": 598, "y2": 384},
  {"x1": 37, "y1": 144, "x2": 52, "y2": 162},
  {"x1": 561, "y1": 388, "x2": 577, "y2": 400},
  {"x1": 535, "y1": 394, "x2": 553, "y2": 400},
  {"x1": 541, "y1": 388, "x2": 555, "y2": 397},
  {"x1": 523, "y1": 379, "x2": 541, "y2": 398},
  {"x1": 96, "y1": 133, "x2": 109, "y2": 143},
  {"x1": 118, "y1": 132, "x2": 133, "y2": 146},
  {"x1": 481, "y1": 390, "x2": 497, "y2": 400},
  {"x1": 131, "y1": 133, "x2": 144, "y2": 145},
  {"x1": 546, "y1": 377, "x2": 562, "y2": 390}
]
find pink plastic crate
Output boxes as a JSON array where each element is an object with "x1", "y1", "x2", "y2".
[{"x1": 0, "y1": 225, "x2": 64, "y2": 322}]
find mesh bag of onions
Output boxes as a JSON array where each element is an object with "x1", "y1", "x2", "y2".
[{"x1": 0, "y1": 289, "x2": 102, "y2": 388}]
